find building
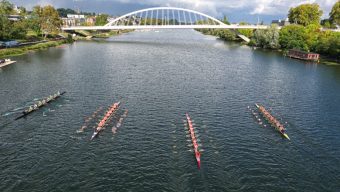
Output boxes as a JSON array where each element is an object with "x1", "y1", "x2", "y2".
[
  {"x1": 288, "y1": 49, "x2": 319, "y2": 62},
  {"x1": 271, "y1": 18, "x2": 290, "y2": 26},
  {"x1": 62, "y1": 14, "x2": 86, "y2": 27},
  {"x1": 7, "y1": 15, "x2": 22, "y2": 21}
]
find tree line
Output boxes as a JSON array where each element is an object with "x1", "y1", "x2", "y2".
[
  {"x1": 199, "y1": 1, "x2": 340, "y2": 59},
  {"x1": 0, "y1": 0, "x2": 61, "y2": 40}
]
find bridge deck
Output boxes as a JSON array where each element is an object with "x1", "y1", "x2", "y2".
[{"x1": 62, "y1": 25, "x2": 269, "y2": 31}]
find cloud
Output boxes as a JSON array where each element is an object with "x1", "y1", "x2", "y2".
[
  {"x1": 10, "y1": 0, "x2": 338, "y2": 19},
  {"x1": 113, "y1": 0, "x2": 337, "y2": 17}
]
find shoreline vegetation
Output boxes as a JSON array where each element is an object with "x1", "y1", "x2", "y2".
[
  {"x1": 0, "y1": 0, "x2": 134, "y2": 59},
  {"x1": 198, "y1": 29, "x2": 339, "y2": 66},
  {"x1": 196, "y1": 2, "x2": 340, "y2": 66},
  {"x1": 0, "y1": 30, "x2": 132, "y2": 58},
  {"x1": 0, "y1": 40, "x2": 66, "y2": 58}
]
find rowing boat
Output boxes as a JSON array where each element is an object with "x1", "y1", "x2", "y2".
[
  {"x1": 255, "y1": 103, "x2": 290, "y2": 140},
  {"x1": 186, "y1": 113, "x2": 201, "y2": 169},
  {"x1": 15, "y1": 91, "x2": 66, "y2": 120},
  {"x1": 91, "y1": 101, "x2": 120, "y2": 140}
]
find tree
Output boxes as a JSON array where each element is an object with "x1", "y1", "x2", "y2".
[
  {"x1": 57, "y1": 8, "x2": 76, "y2": 17},
  {"x1": 315, "y1": 31, "x2": 340, "y2": 59},
  {"x1": 288, "y1": 3, "x2": 323, "y2": 26},
  {"x1": 218, "y1": 29, "x2": 237, "y2": 41},
  {"x1": 29, "y1": 5, "x2": 61, "y2": 38},
  {"x1": 0, "y1": 0, "x2": 27, "y2": 40},
  {"x1": 0, "y1": 0, "x2": 13, "y2": 14},
  {"x1": 329, "y1": 0, "x2": 340, "y2": 26},
  {"x1": 321, "y1": 19, "x2": 335, "y2": 28},
  {"x1": 41, "y1": 5, "x2": 62, "y2": 38},
  {"x1": 253, "y1": 25, "x2": 280, "y2": 49},
  {"x1": 0, "y1": 14, "x2": 11, "y2": 40},
  {"x1": 28, "y1": 5, "x2": 43, "y2": 36},
  {"x1": 279, "y1": 24, "x2": 309, "y2": 51},
  {"x1": 237, "y1": 22, "x2": 253, "y2": 38},
  {"x1": 95, "y1": 14, "x2": 109, "y2": 26},
  {"x1": 305, "y1": 24, "x2": 321, "y2": 52},
  {"x1": 11, "y1": 20, "x2": 27, "y2": 39},
  {"x1": 222, "y1": 15, "x2": 230, "y2": 25}
]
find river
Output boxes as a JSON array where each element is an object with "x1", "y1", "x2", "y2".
[{"x1": 0, "y1": 29, "x2": 339, "y2": 192}]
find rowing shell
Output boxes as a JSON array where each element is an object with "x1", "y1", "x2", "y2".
[
  {"x1": 186, "y1": 113, "x2": 201, "y2": 169},
  {"x1": 91, "y1": 101, "x2": 120, "y2": 140},
  {"x1": 15, "y1": 91, "x2": 66, "y2": 120},
  {"x1": 255, "y1": 103, "x2": 290, "y2": 140}
]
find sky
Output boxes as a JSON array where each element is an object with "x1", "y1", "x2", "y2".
[{"x1": 9, "y1": 0, "x2": 338, "y2": 23}]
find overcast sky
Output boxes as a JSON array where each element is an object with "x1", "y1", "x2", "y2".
[{"x1": 9, "y1": 0, "x2": 338, "y2": 23}]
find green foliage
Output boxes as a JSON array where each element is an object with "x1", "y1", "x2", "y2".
[
  {"x1": 0, "y1": 14, "x2": 11, "y2": 40},
  {"x1": 288, "y1": 3, "x2": 323, "y2": 26},
  {"x1": 279, "y1": 24, "x2": 309, "y2": 51},
  {"x1": 315, "y1": 31, "x2": 340, "y2": 59},
  {"x1": 40, "y1": 5, "x2": 62, "y2": 38},
  {"x1": 197, "y1": 29, "x2": 237, "y2": 41},
  {"x1": 219, "y1": 29, "x2": 237, "y2": 41},
  {"x1": 321, "y1": 19, "x2": 335, "y2": 29},
  {"x1": 10, "y1": 20, "x2": 28, "y2": 39},
  {"x1": 57, "y1": 8, "x2": 95, "y2": 17},
  {"x1": 305, "y1": 24, "x2": 321, "y2": 51},
  {"x1": 237, "y1": 22, "x2": 253, "y2": 38},
  {"x1": 0, "y1": 40, "x2": 65, "y2": 57},
  {"x1": 66, "y1": 34, "x2": 74, "y2": 43},
  {"x1": 0, "y1": 0, "x2": 27, "y2": 40},
  {"x1": 95, "y1": 14, "x2": 109, "y2": 26},
  {"x1": 329, "y1": 0, "x2": 340, "y2": 26},
  {"x1": 222, "y1": 15, "x2": 230, "y2": 25},
  {"x1": 17, "y1": 6, "x2": 26, "y2": 15},
  {"x1": 0, "y1": 0, "x2": 13, "y2": 14},
  {"x1": 27, "y1": 5, "x2": 61, "y2": 38},
  {"x1": 253, "y1": 25, "x2": 280, "y2": 49},
  {"x1": 57, "y1": 8, "x2": 76, "y2": 17}
]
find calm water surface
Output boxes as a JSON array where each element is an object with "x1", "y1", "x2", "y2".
[{"x1": 0, "y1": 30, "x2": 340, "y2": 192}]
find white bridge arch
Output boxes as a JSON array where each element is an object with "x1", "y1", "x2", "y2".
[
  {"x1": 105, "y1": 7, "x2": 226, "y2": 27},
  {"x1": 62, "y1": 7, "x2": 268, "y2": 31}
]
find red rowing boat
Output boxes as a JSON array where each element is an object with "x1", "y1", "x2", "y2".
[
  {"x1": 91, "y1": 101, "x2": 120, "y2": 140},
  {"x1": 186, "y1": 113, "x2": 201, "y2": 169}
]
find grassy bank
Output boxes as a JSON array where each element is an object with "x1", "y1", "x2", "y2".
[
  {"x1": 72, "y1": 29, "x2": 134, "y2": 40},
  {"x1": 0, "y1": 40, "x2": 66, "y2": 58}
]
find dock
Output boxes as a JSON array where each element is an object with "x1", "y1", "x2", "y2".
[{"x1": 0, "y1": 60, "x2": 16, "y2": 68}]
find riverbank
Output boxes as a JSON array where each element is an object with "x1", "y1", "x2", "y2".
[
  {"x1": 71, "y1": 29, "x2": 134, "y2": 40},
  {"x1": 197, "y1": 29, "x2": 339, "y2": 66},
  {"x1": 0, "y1": 30, "x2": 134, "y2": 58},
  {"x1": 0, "y1": 40, "x2": 67, "y2": 58}
]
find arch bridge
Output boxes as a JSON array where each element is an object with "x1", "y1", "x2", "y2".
[
  {"x1": 62, "y1": 7, "x2": 269, "y2": 42},
  {"x1": 62, "y1": 7, "x2": 268, "y2": 31}
]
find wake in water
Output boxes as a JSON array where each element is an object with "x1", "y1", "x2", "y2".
[
  {"x1": 77, "y1": 106, "x2": 104, "y2": 133},
  {"x1": 76, "y1": 102, "x2": 128, "y2": 140},
  {"x1": 112, "y1": 109, "x2": 128, "y2": 135}
]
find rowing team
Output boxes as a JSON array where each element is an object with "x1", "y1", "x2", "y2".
[
  {"x1": 24, "y1": 91, "x2": 61, "y2": 113},
  {"x1": 186, "y1": 113, "x2": 201, "y2": 169},
  {"x1": 95, "y1": 102, "x2": 120, "y2": 132},
  {"x1": 258, "y1": 105, "x2": 286, "y2": 134}
]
